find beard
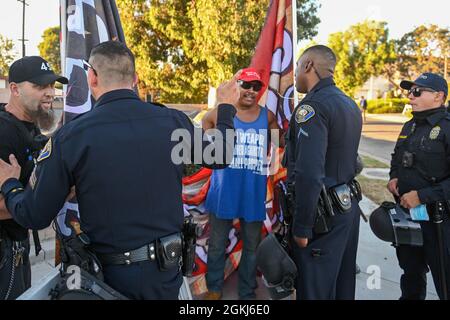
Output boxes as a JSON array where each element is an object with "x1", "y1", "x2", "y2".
[{"x1": 28, "y1": 105, "x2": 56, "y2": 131}]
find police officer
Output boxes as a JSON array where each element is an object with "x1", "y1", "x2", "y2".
[
  {"x1": 0, "y1": 56, "x2": 67, "y2": 300},
  {"x1": 0, "y1": 41, "x2": 240, "y2": 300},
  {"x1": 388, "y1": 72, "x2": 450, "y2": 300},
  {"x1": 284, "y1": 45, "x2": 363, "y2": 300}
]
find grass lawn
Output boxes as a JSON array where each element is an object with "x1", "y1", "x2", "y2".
[
  {"x1": 357, "y1": 175, "x2": 394, "y2": 205},
  {"x1": 360, "y1": 155, "x2": 389, "y2": 169}
]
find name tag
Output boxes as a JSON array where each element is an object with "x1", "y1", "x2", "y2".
[{"x1": 410, "y1": 205, "x2": 429, "y2": 221}]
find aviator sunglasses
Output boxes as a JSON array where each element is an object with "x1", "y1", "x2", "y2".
[{"x1": 408, "y1": 87, "x2": 436, "y2": 97}]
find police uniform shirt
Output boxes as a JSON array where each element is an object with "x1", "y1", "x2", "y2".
[
  {"x1": 1, "y1": 89, "x2": 236, "y2": 254},
  {"x1": 285, "y1": 77, "x2": 362, "y2": 239},
  {"x1": 390, "y1": 106, "x2": 450, "y2": 203}
]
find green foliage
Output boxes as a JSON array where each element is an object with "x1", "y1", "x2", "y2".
[
  {"x1": 367, "y1": 98, "x2": 409, "y2": 114},
  {"x1": 0, "y1": 35, "x2": 15, "y2": 77},
  {"x1": 38, "y1": 26, "x2": 61, "y2": 75},
  {"x1": 117, "y1": 0, "x2": 320, "y2": 103},
  {"x1": 297, "y1": 0, "x2": 320, "y2": 41},
  {"x1": 385, "y1": 25, "x2": 449, "y2": 84},
  {"x1": 328, "y1": 21, "x2": 396, "y2": 97}
]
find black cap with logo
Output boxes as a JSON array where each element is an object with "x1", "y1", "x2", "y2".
[
  {"x1": 400, "y1": 72, "x2": 448, "y2": 98},
  {"x1": 8, "y1": 56, "x2": 68, "y2": 85}
]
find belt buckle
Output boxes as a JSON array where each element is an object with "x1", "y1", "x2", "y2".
[
  {"x1": 124, "y1": 251, "x2": 131, "y2": 265},
  {"x1": 148, "y1": 243, "x2": 156, "y2": 261}
]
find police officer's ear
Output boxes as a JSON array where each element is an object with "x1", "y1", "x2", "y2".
[
  {"x1": 133, "y1": 73, "x2": 139, "y2": 87},
  {"x1": 87, "y1": 67, "x2": 98, "y2": 89},
  {"x1": 303, "y1": 60, "x2": 313, "y2": 73},
  {"x1": 436, "y1": 92, "x2": 446, "y2": 105}
]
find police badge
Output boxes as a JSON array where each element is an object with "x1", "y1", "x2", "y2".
[
  {"x1": 429, "y1": 126, "x2": 441, "y2": 140},
  {"x1": 295, "y1": 105, "x2": 315, "y2": 124}
]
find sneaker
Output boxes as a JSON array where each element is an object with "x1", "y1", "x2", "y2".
[{"x1": 203, "y1": 291, "x2": 222, "y2": 300}]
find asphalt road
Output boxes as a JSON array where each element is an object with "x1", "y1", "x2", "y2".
[{"x1": 359, "y1": 117, "x2": 404, "y2": 162}]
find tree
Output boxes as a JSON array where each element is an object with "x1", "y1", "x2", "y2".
[
  {"x1": 0, "y1": 35, "x2": 15, "y2": 77},
  {"x1": 328, "y1": 21, "x2": 396, "y2": 96},
  {"x1": 297, "y1": 0, "x2": 320, "y2": 41},
  {"x1": 389, "y1": 25, "x2": 449, "y2": 82},
  {"x1": 117, "y1": 0, "x2": 320, "y2": 103},
  {"x1": 38, "y1": 26, "x2": 61, "y2": 75}
]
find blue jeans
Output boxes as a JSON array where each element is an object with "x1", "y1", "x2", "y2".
[{"x1": 206, "y1": 213, "x2": 262, "y2": 299}]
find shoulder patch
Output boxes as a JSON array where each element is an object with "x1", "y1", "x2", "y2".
[
  {"x1": 295, "y1": 105, "x2": 315, "y2": 124},
  {"x1": 37, "y1": 138, "x2": 52, "y2": 162}
]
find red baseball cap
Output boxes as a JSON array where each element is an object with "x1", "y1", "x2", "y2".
[{"x1": 238, "y1": 68, "x2": 264, "y2": 86}]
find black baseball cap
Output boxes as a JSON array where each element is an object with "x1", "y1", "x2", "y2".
[
  {"x1": 8, "y1": 56, "x2": 68, "y2": 85},
  {"x1": 400, "y1": 72, "x2": 448, "y2": 97}
]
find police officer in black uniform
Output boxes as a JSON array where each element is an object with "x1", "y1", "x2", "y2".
[
  {"x1": 0, "y1": 56, "x2": 67, "y2": 300},
  {"x1": 284, "y1": 45, "x2": 363, "y2": 300},
  {"x1": 0, "y1": 41, "x2": 240, "y2": 300},
  {"x1": 388, "y1": 72, "x2": 450, "y2": 300}
]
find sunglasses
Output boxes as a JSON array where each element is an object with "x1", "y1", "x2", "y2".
[
  {"x1": 408, "y1": 87, "x2": 436, "y2": 97},
  {"x1": 82, "y1": 60, "x2": 98, "y2": 76},
  {"x1": 238, "y1": 80, "x2": 263, "y2": 92}
]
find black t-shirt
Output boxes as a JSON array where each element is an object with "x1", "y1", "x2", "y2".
[
  {"x1": 0, "y1": 104, "x2": 41, "y2": 240},
  {"x1": 0, "y1": 105, "x2": 40, "y2": 183}
]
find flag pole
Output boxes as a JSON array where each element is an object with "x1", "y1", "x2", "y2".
[
  {"x1": 60, "y1": 0, "x2": 66, "y2": 78},
  {"x1": 292, "y1": 0, "x2": 299, "y2": 108},
  {"x1": 60, "y1": 0, "x2": 67, "y2": 113}
]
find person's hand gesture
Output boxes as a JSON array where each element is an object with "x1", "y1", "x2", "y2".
[
  {"x1": 0, "y1": 154, "x2": 21, "y2": 187},
  {"x1": 216, "y1": 70, "x2": 243, "y2": 107}
]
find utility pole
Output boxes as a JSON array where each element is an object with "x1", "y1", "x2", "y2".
[{"x1": 17, "y1": 0, "x2": 29, "y2": 57}]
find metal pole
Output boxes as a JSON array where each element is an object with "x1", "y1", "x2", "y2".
[
  {"x1": 292, "y1": 0, "x2": 299, "y2": 108},
  {"x1": 17, "y1": 0, "x2": 28, "y2": 57}
]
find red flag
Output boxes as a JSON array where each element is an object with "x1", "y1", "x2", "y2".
[{"x1": 250, "y1": 0, "x2": 295, "y2": 132}]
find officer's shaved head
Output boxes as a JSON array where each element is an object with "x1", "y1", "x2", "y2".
[
  {"x1": 301, "y1": 45, "x2": 337, "y2": 75},
  {"x1": 89, "y1": 41, "x2": 135, "y2": 87},
  {"x1": 296, "y1": 45, "x2": 337, "y2": 93}
]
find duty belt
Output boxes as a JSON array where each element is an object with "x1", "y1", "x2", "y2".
[
  {"x1": 97, "y1": 242, "x2": 157, "y2": 266},
  {"x1": 97, "y1": 233, "x2": 183, "y2": 269}
]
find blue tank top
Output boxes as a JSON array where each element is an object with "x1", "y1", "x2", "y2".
[{"x1": 205, "y1": 107, "x2": 269, "y2": 222}]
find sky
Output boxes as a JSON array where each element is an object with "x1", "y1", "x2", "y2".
[
  {"x1": 310, "y1": 0, "x2": 449, "y2": 44},
  {"x1": 0, "y1": 0, "x2": 448, "y2": 59}
]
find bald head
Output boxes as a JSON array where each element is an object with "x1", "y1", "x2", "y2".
[
  {"x1": 301, "y1": 45, "x2": 337, "y2": 76},
  {"x1": 296, "y1": 45, "x2": 337, "y2": 93}
]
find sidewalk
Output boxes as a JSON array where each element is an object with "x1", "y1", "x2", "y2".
[{"x1": 366, "y1": 113, "x2": 411, "y2": 124}]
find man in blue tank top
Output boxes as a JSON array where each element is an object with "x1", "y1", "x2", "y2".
[{"x1": 201, "y1": 68, "x2": 281, "y2": 300}]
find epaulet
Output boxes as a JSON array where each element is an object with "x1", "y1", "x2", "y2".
[{"x1": 147, "y1": 102, "x2": 167, "y2": 109}]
